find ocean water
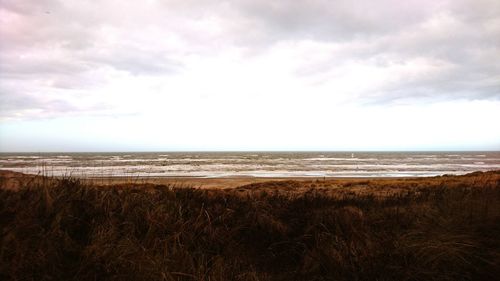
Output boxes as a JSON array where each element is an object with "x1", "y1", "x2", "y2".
[{"x1": 0, "y1": 152, "x2": 499, "y2": 178}]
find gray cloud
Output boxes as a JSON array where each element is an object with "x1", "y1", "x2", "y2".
[
  {"x1": 0, "y1": 0, "x2": 499, "y2": 120},
  {"x1": 84, "y1": 47, "x2": 184, "y2": 76},
  {"x1": 0, "y1": 90, "x2": 78, "y2": 119},
  {"x1": 232, "y1": 0, "x2": 440, "y2": 43},
  {"x1": 271, "y1": 0, "x2": 500, "y2": 103}
]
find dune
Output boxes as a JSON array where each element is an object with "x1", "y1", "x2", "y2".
[{"x1": 1, "y1": 170, "x2": 499, "y2": 280}]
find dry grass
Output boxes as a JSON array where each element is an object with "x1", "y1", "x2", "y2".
[{"x1": 1, "y1": 171, "x2": 499, "y2": 280}]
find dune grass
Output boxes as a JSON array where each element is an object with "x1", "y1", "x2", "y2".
[{"x1": 1, "y1": 172, "x2": 499, "y2": 280}]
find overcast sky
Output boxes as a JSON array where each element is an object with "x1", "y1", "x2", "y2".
[{"x1": 0, "y1": 0, "x2": 499, "y2": 152}]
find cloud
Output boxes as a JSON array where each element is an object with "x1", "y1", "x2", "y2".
[
  {"x1": 0, "y1": 0, "x2": 499, "y2": 122},
  {"x1": 231, "y1": 0, "x2": 440, "y2": 43}
]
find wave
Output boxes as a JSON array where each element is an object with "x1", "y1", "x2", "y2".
[{"x1": 2, "y1": 152, "x2": 499, "y2": 178}]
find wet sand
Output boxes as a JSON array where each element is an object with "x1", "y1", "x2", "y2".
[
  {"x1": 2, "y1": 169, "x2": 499, "y2": 196},
  {"x1": 0, "y1": 169, "x2": 353, "y2": 189},
  {"x1": 83, "y1": 176, "x2": 307, "y2": 189}
]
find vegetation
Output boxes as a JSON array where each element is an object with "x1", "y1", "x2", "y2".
[{"x1": 1, "y1": 171, "x2": 499, "y2": 280}]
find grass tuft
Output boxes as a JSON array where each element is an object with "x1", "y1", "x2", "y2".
[{"x1": 1, "y1": 171, "x2": 499, "y2": 280}]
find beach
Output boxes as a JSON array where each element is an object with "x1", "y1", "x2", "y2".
[{"x1": 2, "y1": 168, "x2": 498, "y2": 194}]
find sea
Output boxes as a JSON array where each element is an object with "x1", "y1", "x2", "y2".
[{"x1": 0, "y1": 151, "x2": 499, "y2": 178}]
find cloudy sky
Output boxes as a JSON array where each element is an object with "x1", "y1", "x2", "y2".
[{"x1": 0, "y1": 0, "x2": 499, "y2": 152}]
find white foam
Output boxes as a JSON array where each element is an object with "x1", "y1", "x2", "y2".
[{"x1": 2, "y1": 152, "x2": 498, "y2": 178}]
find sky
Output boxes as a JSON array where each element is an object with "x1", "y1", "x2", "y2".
[{"x1": 0, "y1": 0, "x2": 499, "y2": 152}]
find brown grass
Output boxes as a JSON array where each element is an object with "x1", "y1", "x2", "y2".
[{"x1": 1, "y1": 171, "x2": 499, "y2": 280}]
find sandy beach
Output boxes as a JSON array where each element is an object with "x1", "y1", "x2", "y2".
[{"x1": 2, "y1": 168, "x2": 498, "y2": 195}]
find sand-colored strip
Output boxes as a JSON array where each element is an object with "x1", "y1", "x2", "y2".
[{"x1": 2, "y1": 169, "x2": 499, "y2": 196}]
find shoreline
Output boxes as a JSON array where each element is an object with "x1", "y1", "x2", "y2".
[{"x1": 2, "y1": 168, "x2": 499, "y2": 190}]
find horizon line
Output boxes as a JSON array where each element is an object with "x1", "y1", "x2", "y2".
[{"x1": 1, "y1": 150, "x2": 499, "y2": 154}]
